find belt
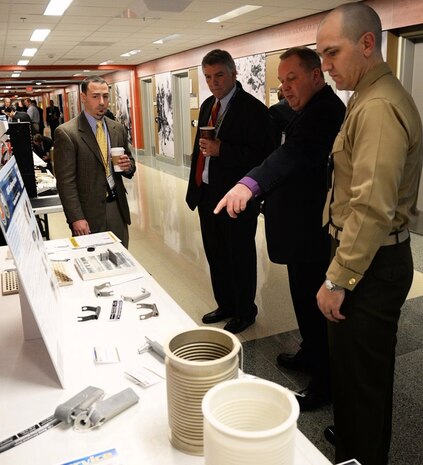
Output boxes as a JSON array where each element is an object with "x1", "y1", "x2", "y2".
[
  {"x1": 328, "y1": 223, "x2": 409, "y2": 246},
  {"x1": 106, "y1": 190, "x2": 117, "y2": 203}
]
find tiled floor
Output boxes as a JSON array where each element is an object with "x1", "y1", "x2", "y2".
[{"x1": 48, "y1": 155, "x2": 423, "y2": 464}]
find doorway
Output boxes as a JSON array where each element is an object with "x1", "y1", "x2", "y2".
[
  {"x1": 172, "y1": 71, "x2": 191, "y2": 167},
  {"x1": 140, "y1": 78, "x2": 156, "y2": 157}
]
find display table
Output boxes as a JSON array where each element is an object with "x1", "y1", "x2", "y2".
[{"x1": 0, "y1": 243, "x2": 331, "y2": 465}]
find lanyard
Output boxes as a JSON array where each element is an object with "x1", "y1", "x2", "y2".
[{"x1": 214, "y1": 86, "x2": 239, "y2": 135}]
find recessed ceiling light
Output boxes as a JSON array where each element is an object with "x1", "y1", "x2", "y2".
[
  {"x1": 153, "y1": 34, "x2": 180, "y2": 45},
  {"x1": 44, "y1": 0, "x2": 73, "y2": 16},
  {"x1": 11, "y1": 73, "x2": 20, "y2": 78},
  {"x1": 17, "y1": 60, "x2": 29, "y2": 65},
  {"x1": 22, "y1": 48, "x2": 37, "y2": 57},
  {"x1": 207, "y1": 5, "x2": 262, "y2": 23},
  {"x1": 120, "y1": 49, "x2": 141, "y2": 57},
  {"x1": 31, "y1": 29, "x2": 51, "y2": 41},
  {"x1": 99, "y1": 60, "x2": 114, "y2": 65}
]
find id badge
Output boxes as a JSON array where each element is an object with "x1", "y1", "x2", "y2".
[{"x1": 107, "y1": 174, "x2": 116, "y2": 191}]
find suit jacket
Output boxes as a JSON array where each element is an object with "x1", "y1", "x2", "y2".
[
  {"x1": 54, "y1": 112, "x2": 136, "y2": 232},
  {"x1": 46, "y1": 105, "x2": 60, "y2": 126},
  {"x1": 249, "y1": 85, "x2": 346, "y2": 263},
  {"x1": 186, "y1": 81, "x2": 274, "y2": 210},
  {"x1": 12, "y1": 111, "x2": 31, "y2": 123}
]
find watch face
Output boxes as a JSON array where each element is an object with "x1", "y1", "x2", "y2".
[{"x1": 325, "y1": 279, "x2": 334, "y2": 291}]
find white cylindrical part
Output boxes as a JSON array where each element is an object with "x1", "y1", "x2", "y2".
[
  {"x1": 164, "y1": 327, "x2": 241, "y2": 456},
  {"x1": 202, "y1": 378, "x2": 300, "y2": 465}
]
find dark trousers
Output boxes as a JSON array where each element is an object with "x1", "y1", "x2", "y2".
[
  {"x1": 198, "y1": 185, "x2": 259, "y2": 320},
  {"x1": 329, "y1": 238, "x2": 413, "y2": 465},
  {"x1": 287, "y1": 260, "x2": 330, "y2": 386}
]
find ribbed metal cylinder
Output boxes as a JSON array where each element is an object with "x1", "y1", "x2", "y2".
[{"x1": 164, "y1": 327, "x2": 241, "y2": 456}]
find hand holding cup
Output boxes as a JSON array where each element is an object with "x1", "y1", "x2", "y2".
[{"x1": 111, "y1": 147, "x2": 125, "y2": 172}]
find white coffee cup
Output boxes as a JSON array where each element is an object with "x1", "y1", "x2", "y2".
[{"x1": 110, "y1": 147, "x2": 124, "y2": 172}]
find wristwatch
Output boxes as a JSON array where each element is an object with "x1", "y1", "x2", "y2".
[{"x1": 325, "y1": 279, "x2": 344, "y2": 292}]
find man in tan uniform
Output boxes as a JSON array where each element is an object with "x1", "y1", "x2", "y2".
[{"x1": 316, "y1": 3, "x2": 422, "y2": 465}]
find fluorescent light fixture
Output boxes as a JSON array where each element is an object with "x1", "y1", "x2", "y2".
[
  {"x1": 17, "y1": 60, "x2": 29, "y2": 65},
  {"x1": 153, "y1": 34, "x2": 180, "y2": 45},
  {"x1": 31, "y1": 29, "x2": 51, "y2": 41},
  {"x1": 6, "y1": 86, "x2": 11, "y2": 89},
  {"x1": 22, "y1": 48, "x2": 37, "y2": 57},
  {"x1": 44, "y1": 0, "x2": 73, "y2": 16},
  {"x1": 100, "y1": 60, "x2": 114, "y2": 65},
  {"x1": 207, "y1": 5, "x2": 262, "y2": 23},
  {"x1": 120, "y1": 49, "x2": 141, "y2": 57},
  {"x1": 11, "y1": 73, "x2": 20, "y2": 78},
  {"x1": 83, "y1": 69, "x2": 90, "y2": 73},
  {"x1": 4, "y1": 90, "x2": 9, "y2": 93},
  {"x1": 73, "y1": 73, "x2": 82, "y2": 76}
]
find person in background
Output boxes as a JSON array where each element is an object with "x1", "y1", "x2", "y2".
[
  {"x1": 186, "y1": 49, "x2": 274, "y2": 334},
  {"x1": 54, "y1": 75, "x2": 136, "y2": 248},
  {"x1": 24, "y1": 98, "x2": 40, "y2": 134},
  {"x1": 32, "y1": 133, "x2": 53, "y2": 172},
  {"x1": 316, "y1": 4, "x2": 422, "y2": 464},
  {"x1": 4, "y1": 107, "x2": 31, "y2": 123},
  {"x1": 214, "y1": 47, "x2": 345, "y2": 410},
  {"x1": 46, "y1": 99, "x2": 61, "y2": 141},
  {"x1": 268, "y1": 83, "x2": 295, "y2": 144},
  {"x1": 0, "y1": 98, "x2": 13, "y2": 116},
  {"x1": 16, "y1": 99, "x2": 27, "y2": 112},
  {"x1": 34, "y1": 100, "x2": 45, "y2": 135}
]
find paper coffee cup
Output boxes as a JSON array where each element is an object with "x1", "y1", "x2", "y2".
[
  {"x1": 200, "y1": 127, "x2": 215, "y2": 140},
  {"x1": 111, "y1": 147, "x2": 124, "y2": 172}
]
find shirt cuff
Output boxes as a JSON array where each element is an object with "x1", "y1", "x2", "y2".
[{"x1": 238, "y1": 177, "x2": 262, "y2": 198}]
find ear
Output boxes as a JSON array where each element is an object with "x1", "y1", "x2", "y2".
[
  {"x1": 361, "y1": 32, "x2": 375, "y2": 58},
  {"x1": 312, "y1": 67, "x2": 322, "y2": 82}
]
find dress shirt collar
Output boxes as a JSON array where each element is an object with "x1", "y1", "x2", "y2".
[
  {"x1": 84, "y1": 111, "x2": 106, "y2": 134},
  {"x1": 218, "y1": 83, "x2": 237, "y2": 113}
]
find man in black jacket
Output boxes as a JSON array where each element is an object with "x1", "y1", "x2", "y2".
[
  {"x1": 186, "y1": 49, "x2": 274, "y2": 334},
  {"x1": 215, "y1": 47, "x2": 345, "y2": 409},
  {"x1": 46, "y1": 100, "x2": 61, "y2": 141},
  {"x1": 4, "y1": 107, "x2": 31, "y2": 123}
]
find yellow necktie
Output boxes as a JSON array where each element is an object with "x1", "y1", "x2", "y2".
[{"x1": 96, "y1": 120, "x2": 110, "y2": 176}]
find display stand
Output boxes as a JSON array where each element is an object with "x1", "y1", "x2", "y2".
[{"x1": 0, "y1": 157, "x2": 65, "y2": 386}]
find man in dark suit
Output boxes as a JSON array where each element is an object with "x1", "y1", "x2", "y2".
[
  {"x1": 46, "y1": 100, "x2": 61, "y2": 141},
  {"x1": 4, "y1": 107, "x2": 31, "y2": 123},
  {"x1": 215, "y1": 47, "x2": 345, "y2": 409},
  {"x1": 34, "y1": 100, "x2": 45, "y2": 135},
  {"x1": 32, "y1": 133, "x2": 53, "y2": 172},
  {"x1": 186, "y1": 49, "x2": 274, "y2": 334},
  {"x1": 54, "y1": 75, "x2": 136, "y2": 248}
]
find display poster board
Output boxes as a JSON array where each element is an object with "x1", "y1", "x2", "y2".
[{"x1": 0, "y1": 157, "x2": 65, "y2": 386}]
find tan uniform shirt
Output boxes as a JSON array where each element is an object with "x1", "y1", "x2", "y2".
[{"x1": 326, "y1": 62, "x2": 422, "y2": 290}]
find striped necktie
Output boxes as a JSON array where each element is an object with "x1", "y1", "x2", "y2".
[{"x1": 96, "y1": 120, "x2": 110, "y2": 176}]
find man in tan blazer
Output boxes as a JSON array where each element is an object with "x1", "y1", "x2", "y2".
[{"x1": 54, "y1": 75, "x2": 136, "y2": 247}]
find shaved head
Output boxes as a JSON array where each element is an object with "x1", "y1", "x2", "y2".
[{"x1": 320, "y1": 3, "x2": 382, "y2": 50}]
